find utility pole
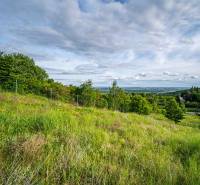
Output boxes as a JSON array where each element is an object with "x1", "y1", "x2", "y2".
[
  {"x1": 15, "y1": 79, "x2": 18, "y2": 94},
  {"x1": 76, "y1": 95, "x2": 79, "y2": 106},
  {"x1": 50, "y1": 88, "x2": 53, "y2": 99}
]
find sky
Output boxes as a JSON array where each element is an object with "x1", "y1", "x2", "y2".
[{"x1": 0, "y1": 0, "x2": 200, "y2": 87}]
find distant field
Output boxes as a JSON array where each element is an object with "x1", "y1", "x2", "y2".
[
  {"x1": 0, "y1": 92, "x2": 200, "y2": 185},
  {"x1": 96, "y1": 87, "x2": 189, "y2": 93}
]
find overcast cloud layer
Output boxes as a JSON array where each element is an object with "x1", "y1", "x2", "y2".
[{"x1": 0, "y1": 0, "x2": 200, "y2": 87}]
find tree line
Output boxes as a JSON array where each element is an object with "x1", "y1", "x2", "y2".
[
  {"x1": 181, "y1": 87, "x2": 200, "y2": 111},
  {"x1": 0, "y1": 52, "x2": 184, "y2": 122}
]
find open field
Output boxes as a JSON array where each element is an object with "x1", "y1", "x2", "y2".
[{"x1": 0, "y1": 92, "x2": 200, "y2": 185}]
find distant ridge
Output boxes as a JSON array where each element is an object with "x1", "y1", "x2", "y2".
[{"x1": 96, "y1": 87, "x2": 189, "y2": 93}]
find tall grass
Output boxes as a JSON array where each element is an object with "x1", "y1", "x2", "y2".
[{"x1": 0, "y1": 92, "x2": 200, "y2": 185}]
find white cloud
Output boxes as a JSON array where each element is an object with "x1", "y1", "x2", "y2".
[{"x1": 0, "y1": 0, "x2": 200, "y2": 86}]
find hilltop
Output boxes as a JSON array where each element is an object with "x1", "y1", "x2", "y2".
[{"x1": 0, "y1": 92, "x2": 200, "y2": 185}]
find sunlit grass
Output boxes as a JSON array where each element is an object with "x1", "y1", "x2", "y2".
[{"x1": 0, "y1": 92, "x2": 200, "y2": 185}]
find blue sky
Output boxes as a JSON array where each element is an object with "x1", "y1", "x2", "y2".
[{"x1": 0, "y1": 0, "x2": 200, "y2": 87}]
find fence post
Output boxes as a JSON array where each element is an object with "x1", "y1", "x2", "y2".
[
  {"x1": 50, "y1": 88, "x2": 53, "y2": 99},
  {"x1": 76, "y1": 95, "x2": 79, "y2": 106},
  {"x1": 15, "y1": 79, "x2": 18, "y2": 94}
]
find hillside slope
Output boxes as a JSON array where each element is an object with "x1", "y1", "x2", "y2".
[{"x1": 0, "y1": 92, "x2": 200, "y2": 185}]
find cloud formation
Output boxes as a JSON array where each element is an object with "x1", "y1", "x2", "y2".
[{"x1": 0, "y1": 0, "x2": 200, "y2": 86}]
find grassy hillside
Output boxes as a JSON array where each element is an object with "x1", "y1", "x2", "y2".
[{"x1": 0, "y1": 92, "x2": 200, "y2": 185}]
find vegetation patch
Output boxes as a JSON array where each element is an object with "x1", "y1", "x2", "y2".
[{"x1": 0, "y1": 92, "x2": 200, "y2": 184}]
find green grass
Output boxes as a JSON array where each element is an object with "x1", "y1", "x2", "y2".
[
  {"x1": 0, "y1": 92, "x2": 200, "y2": 185},
  {"x1": 178, "y1": 114, "x2": 200, "y2": 129}
]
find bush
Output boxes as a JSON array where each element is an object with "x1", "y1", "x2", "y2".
[
  {"x1": 107, "y1": 81, "x2": 131, "y2": 112},
  {"x1": 130, "y1": 95, "x2": 152, "y2": 115},
  {"x1": 75, "y1": 80, "x2": 96, "y2": 107},
  {"x1": 96, "y1": 97, "x2": 108, "y2": 108},
  {"x1": 165, "y1": 98, "x2": 184, "y2": 123}
]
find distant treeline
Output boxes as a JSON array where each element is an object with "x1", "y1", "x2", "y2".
[
  {"x1": 98, "y1": 87, "x2": 187, "y2": 94},
  {"x1": 0, "y1": 52, "x2": 186, "y2": 122},
  {"x1": 164, "y1": 87, "x2": 200, "y2": 112}
]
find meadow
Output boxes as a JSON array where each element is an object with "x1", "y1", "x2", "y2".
[{"x1": 0, "y1": 92, "x2": 200, "y2": 185}]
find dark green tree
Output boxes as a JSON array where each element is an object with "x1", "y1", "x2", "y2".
[
  {"x1": 0, "y1": 53, "x2": 48, "y2": 92},
  {"x1": 117, "y1": 90, "x2": 131, "y2": 112},
  {"x1": 130, "y1": 95, "x2": 152, "y2": 115},
  {"x1": 107, "y1": 80, "x2": 131, "y2": 111},
  {"x1": 95, "y1": 94, "x2": 108, "y2": 109},
  {"x1": 165, "y1": 98, "x2": 184, "y2": 123},
  {"x1": 77, "y1": 80, "x2": 96, "y2": 107},
  {"x1": 0, "y1": 52, "x2": 72, "y2": 101}
]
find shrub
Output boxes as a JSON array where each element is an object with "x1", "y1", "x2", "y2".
[
  {"x1": 130, "y1": 95, "x2": 152, "y2": 115},
  {"x1": 165, "y1": 98, "x2": 184, "y2": 123},
  {"x1": 96, "y1": 97, "x2": 108, "y2": 108}
]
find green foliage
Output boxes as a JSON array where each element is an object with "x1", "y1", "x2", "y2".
[
  {"x1": 0, "y1": 53, "x2": 48, "y2": 92},
  {"x1": 107, "y1": 80, "x2": 119, "y2": 110},
  {"x1": 95, "y1": 93, "x2": 108, "y2": 108},
  {"x1": 107, "y1": 80, "x2": 131, "y2": 112},
  {"x1": 76, "y1": 80, "x2": 96, "y2": 106},
  {"x1": 165, "y1": 97, "x2": 184, "y2": 123},
  {"x1": 0, "y1": 52, "x2": 72, "y2": 101},
  {"x1": 130, "y1": 94, "x2": 152, "y2": 115},
  {"x1": 147, "y1": 95, "x2": 162, "y2": 113},
  {"x1": 42, "y1": 79, "x2": 71, "y2": 101},
  {"x1": 180, "y1": 87, "x2": 200, "y2": 112}
]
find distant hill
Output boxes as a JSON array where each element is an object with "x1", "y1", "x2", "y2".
[{"x1": 97, "y1": 87, "x2": 189, "y2": 93}]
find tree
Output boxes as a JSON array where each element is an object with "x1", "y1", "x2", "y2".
[
  {"x1": 95, "y1": 94, "x2": 108, "y2": 109},
  {"x1": 146, "y1": 94, "x2": 161, "y2": 113},
  {"x1": 107, "y1": 80, "x2": 131, "y2": 111},
  {"x1": 0, "y1": 52, "x2": 72, "y2": 102},
  {"x1": 0, "y1": 53, "x2": 48, "y2": 92},
  {"x1": 164, "y1": 97, "x2": 184, "y2": 123},
  {"x1": 130, "y1": 95, "x2": 152, "y2": 115},
  {"x1": 107, "y1": 80, "x2": 118, "y2": 110},
  {"x1": 77, "y1": 80, "x2": 96, "y2": 107},
  {"x1": 117, "y1": 90, "x2": 131, "y2": 112}
]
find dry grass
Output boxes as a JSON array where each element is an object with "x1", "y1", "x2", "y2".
[{"x1": 21, "y1": 134, "x2": 46, "y2": 157}]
